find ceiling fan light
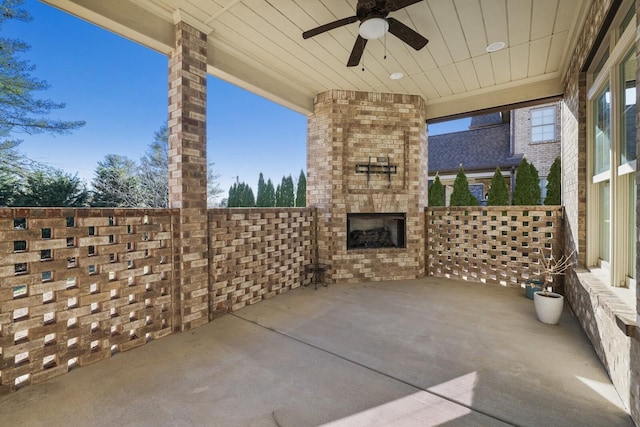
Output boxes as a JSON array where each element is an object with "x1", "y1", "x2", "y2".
[{"x1": 359, "y1": 17, "x2": 388, "y2": 40}]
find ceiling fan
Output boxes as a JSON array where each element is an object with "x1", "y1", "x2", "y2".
[{"x1": 302, "y1": 0, "x2": 429, "y2": 67}]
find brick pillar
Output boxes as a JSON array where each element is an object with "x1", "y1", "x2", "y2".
[{"x1": 168, "y1": 21, "x2": 209, "y2": 331}]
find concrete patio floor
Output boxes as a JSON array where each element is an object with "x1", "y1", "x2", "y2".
[{"x1": 0, "y1": 277, "x2": 633, "y2": 426}]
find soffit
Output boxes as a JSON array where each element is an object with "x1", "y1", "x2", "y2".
[{"x1": 41, "y1": 0, "x2": 590, "y2": 120}]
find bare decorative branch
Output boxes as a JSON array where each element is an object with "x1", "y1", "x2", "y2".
[{"x1": 529, "y1": 244, "x2": 576, "y2": 294}]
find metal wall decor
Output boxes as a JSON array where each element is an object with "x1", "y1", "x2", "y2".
[{"x1": 355, "y1": 156, "x2": 397, "y2": 187}]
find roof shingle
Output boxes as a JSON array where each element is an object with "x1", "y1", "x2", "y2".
[{"x1": 428, "y1": 119, "x2": 522, "y2": 174}]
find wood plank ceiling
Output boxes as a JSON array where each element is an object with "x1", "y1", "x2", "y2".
[{"x1": 42, "y1": 0, "x2": 589, "y2": 120}]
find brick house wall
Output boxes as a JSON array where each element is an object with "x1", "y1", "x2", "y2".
[
  {"x1": 560, "y1": 0, "x2": 639, "y2": 420},
  {"x1": 512, "y1": 101, "x2": 562, "y2": 178}
]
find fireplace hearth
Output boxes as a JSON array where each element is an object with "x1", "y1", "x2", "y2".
[{"x1": 347, "y1": 213, "x2": 406, "y2": 249}]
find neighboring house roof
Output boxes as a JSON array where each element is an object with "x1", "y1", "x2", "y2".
[
  {"x1": 428, "y1": 115, "x2": 522, "y2": 175},
  {"x1": 468, "y1": 112, "x2": 504, "y2": 129}
]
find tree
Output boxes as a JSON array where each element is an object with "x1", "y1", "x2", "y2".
[
  {"x1": 139, "y1": 125, "x2": 168, "y2": 208},
  {"x1": 0, "y1": 140, "x2": 35, "y2": 178},
  {"x1": 544, "y1": 157, "x2": 561, "y2": 205},
  {"x1": 295, "y1": 170, "x2": 306, "y2": 207},
  {"x1": 228, "y1": 183, "x2": 238, "y2": 207},
  {"x1": 450, "y1": 165, "x2": 478, "y2": 206},
  {"x1": 513, "y1": 158, "x2": 541, "y2": 205},
  {"x1": 242, "y1": 183, "x2": 255, "y2": 207},
  {"x1": 486, "y1": 167, "x2": 510, "y2": 206},
  {"x1": 0, "y1": 0, "x2": 84, "y2": 139},
  {"x1": 206, "y1": 165, "x2": 223, "y2": 206},
  {"x1": 207, "y1": 162, "x2": 224, "y2": 207},
  {"x1": 275, "y1": 183, "x2": 281, "y2": 207},
  {"x1": 138, "y1": 124, "x2": 223, "y2": 207},
  {"x1": 256, "y1": 172, "x2": 268, "y2": 207},
  {"x1": 529, "y1": 161, "x2": 541, "y2": 204},
  {"x1": 0, "y1": 2, "x2": 84, "y2": 207},
  {"x1": 237, "y1": 182, "x2": 255, "y2": 207},
  {"x1": 265, "y1": 178, "x2": 275, "y2": 207},
  {"x1": 428, "y1": 174, "x2": 445, "y2": 206},
  {"x1": 13, "y1": 168, "x2": 88, "y2": 207},
  {"x1": 277, "y1": 175, "x2": 295, "y2": 207},
  {"x1": 227, "y1": 182, "x2": 255, "y2": 207},
  {"x1": 91, "y1": 154, "x2": 141, "y2": 207},
  {"x1": 0, "y1": 167, "x2": 18, "y2": 205}
]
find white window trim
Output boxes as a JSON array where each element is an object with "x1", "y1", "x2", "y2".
[
  {"x1": 586, "y1": 14, "x2": 636, "y2": 288},
  {"x1": 530, "y1": 106, "x2": 557, "y2": 143},
  {"x1": 592, "y1": 171, "x2": 611, "y2": 184},
  {"x1": 618, "y1": 160, "x2": 636, "y2": 176}
]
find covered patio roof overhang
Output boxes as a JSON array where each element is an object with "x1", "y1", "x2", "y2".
[{"x1": 40, "y1": 0, "x2": 589, "y2": 120}]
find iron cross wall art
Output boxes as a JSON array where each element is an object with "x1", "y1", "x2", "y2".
[{"x1": 355, "y1": 156, "x2": 397, "y2": 187}]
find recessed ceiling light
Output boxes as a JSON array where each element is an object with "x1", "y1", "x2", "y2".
[
  {"x1": 486, "y1": 41, "x2": 506, "y2": 53},
  {"x1": 390, "y1": 72, "x2": 404, "y2": 80}
]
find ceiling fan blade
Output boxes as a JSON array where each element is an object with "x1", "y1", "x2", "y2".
[
  {"x1": 387, "y1": 17, "x2": 428, "y2": 50},
  {"x1": 347, "y1": 36, "x2": 368, "y2": 67},
  {"x1": 303, "y1": 16, "x2": 359, "y2": 39},
  {"x1": 384, "y1": 0, "x2": 423, "y2": 13}
]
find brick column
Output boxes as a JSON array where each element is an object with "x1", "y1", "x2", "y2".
[{"x1": 168, "y1": 21, "x2": 209, "y2": 331}]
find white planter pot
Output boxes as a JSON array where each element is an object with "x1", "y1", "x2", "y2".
[{"x1": 533, "y1": 291, "x2": 564, "y2": 325}]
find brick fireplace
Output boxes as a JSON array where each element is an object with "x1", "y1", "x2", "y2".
[{"x1": 307, "y1": 90, "x2": 427, "y2": 283}]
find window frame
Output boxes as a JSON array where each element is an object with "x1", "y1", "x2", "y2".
[
  {"x1": 530, "y1": 106, "x2": 557, "y2": 143},
  {"x1": 586, "y1": 6, "x2": 637, "y2": 288}
]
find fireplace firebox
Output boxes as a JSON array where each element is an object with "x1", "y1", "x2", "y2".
[{"x1": 347, "y1": 213, "x2": 406, "y2": 250}]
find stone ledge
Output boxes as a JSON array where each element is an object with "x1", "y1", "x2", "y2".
[{"x1": 574, "y1": 269, "x2": 637, "y2": 337}]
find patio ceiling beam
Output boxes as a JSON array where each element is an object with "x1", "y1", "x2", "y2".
[
  {"x1": 206, "y1": 46, "x2": 315, "y2": 115},
  {"x1": 425, "y1": 76, "x2": 563, "y2": 122},
  {"x1": 42, "y1": 0, "x2": 175, "y2": 55}
]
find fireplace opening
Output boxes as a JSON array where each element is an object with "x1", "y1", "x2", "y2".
[{"x1": 347, "y1": 213, "x2": 406, "y2": 250}]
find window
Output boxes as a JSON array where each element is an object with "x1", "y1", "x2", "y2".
[
  {"x1": 531, "y1": 106, "x2": 556, "y2": 142},
  {"x1": 588, "y1": 2, "x2": 636, "y2": 287}
]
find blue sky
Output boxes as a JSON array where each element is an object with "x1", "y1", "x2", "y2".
[{"x1": 8, "y1": 0, "x2": 467, "y2": 200}]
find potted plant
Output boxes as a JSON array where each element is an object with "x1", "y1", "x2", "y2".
[{"x1": 527, "y1": 245, "x2": 575, "y2": 325}]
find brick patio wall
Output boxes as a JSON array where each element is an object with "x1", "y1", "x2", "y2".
[
  {"x1": 208, "y1": 208, "x2": 314, "y2": 315},
  {"x1": 0, "y1": 208, "x2": 176, "y2": 392},
  {"x1": 0, "y1": 207, "x2": 314, "y2": 393},
  {"x1": 426, "y1": 206, "x2": 563, "y2": 289}
]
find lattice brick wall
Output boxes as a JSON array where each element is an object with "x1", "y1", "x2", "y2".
[
  {"x1": 208, "y1": 208, "x2": 314, "y2": 313},
  {"x1": 0, "y1": 208, "x2": 175, "y2": 391},
  {"x1": 426, "y1": 206, "x2": 563, "y2": 287}
]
